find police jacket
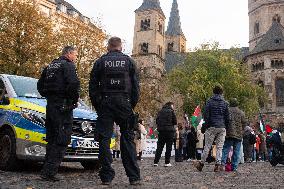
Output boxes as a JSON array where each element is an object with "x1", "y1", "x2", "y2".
[
  {"x1": 37, "y1": 56, "x2": 80, "y2": 104},
  {"x1": 203, "y1": 94, "x2": 230, "y2": 129},
  {"x1": 156, "y1": 104, "x2": 177, "y2": 132},
  {"x1": 89, "y1": 51, "x2": 140, "y2": 109}
]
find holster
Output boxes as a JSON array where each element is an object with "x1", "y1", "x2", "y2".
[{"x1": 60, "y1": 99, "x2": 76, "y2": 112}]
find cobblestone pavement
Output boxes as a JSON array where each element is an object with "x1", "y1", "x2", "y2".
[{"x1": 0, "y1": 158, "x2": 283, "y2": 189}]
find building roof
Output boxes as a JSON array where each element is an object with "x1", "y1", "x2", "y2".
[
  {"x1": 55, "y1": 0, "x2": 82, "y2": 16},
  {"x1": 250, "y1": 20, "x2": 284, "y2": 55},
  {"x1": 135, "y1": 0, "x2": 165, "y2": 17},
  {"x1": 165, "y1": 52, "x2": 187, "y2": 72},
  {"x1": 166, "y1": 0, "x2": 183, "y2": 36}
]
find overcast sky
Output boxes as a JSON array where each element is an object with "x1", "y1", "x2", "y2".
[{"x1": 67, "y1": 0, "x2": 249, "y2": 54}]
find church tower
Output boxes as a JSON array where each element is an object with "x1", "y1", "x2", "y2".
[
  {"x1": 132, "y1": 0, "x2": 166, "y2": 76},
  {"x1": 248, "y1": 0, "x2": 284, "y2": 50},
  {"x1": 165, "y1": 0, "x2": 186, "y2": 53},
  {"x1": 246, "y1": 0, "x2": 284, "y2": 129}
]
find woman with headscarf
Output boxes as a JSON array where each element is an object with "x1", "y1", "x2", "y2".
[{"x1": 243, "y1": 125, "x2": 255, "y2": 163}]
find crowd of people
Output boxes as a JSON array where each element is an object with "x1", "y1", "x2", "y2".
[
  {"x1": 110, "y1": 85, "x2": 281, "y2": 173},
  {"x1": 37, "y1": 36, "x2": 280, "y2": 186},
  {"x1": 112, "y1": 104, "x2": 277, "y2": 173}
]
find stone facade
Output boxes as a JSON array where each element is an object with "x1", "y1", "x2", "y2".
[
  {"x1": 132, "y1": 10, "x2": 166, "y2": 60},
  {"x1": 248, "y1": 0, "x2": 284, "y2": 50},
  {"x1": 132, "y1": 0, "x2": 187, "y2": 74},
  {"x1": 132, "y1": 0, "x2": 186, "y2": 121},
  {"x1": 247, "y1": 0, "x2": 284, "y2": 129},
  {"x1": 35, "y1": 0, "x2": 100, "y2": 32}
]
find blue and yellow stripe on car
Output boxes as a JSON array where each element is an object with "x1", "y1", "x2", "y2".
[{"x1": 0, "y1": 97, "x2": 115, "y2": 148}]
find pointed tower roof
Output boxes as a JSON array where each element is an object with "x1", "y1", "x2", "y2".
[
  {"x1": 135, "y1": 0, "x2": 165, "y2": 17},
  {"x1": 250, "y1": 20, "x2": 284, "y2": 55},
  {"x1": 166, "y1": 0, "x2": 183, "y2": 36}
]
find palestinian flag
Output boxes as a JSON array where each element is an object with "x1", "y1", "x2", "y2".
[
  {"x1": 259, "y1": 113, "x2": 265, "y2": 132},
  {"x1": 191, "y1": 106, "x2": 202, "y2": 128},
  {"x1": 265, "y1": 124, "x2": 273, "y2": 134}
]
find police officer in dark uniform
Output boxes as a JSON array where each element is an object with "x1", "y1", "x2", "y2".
[
  {"x1": 37, "y1": 46, "x2": 80, "y2": 181},
  {"x1": 89, "y1": 37, "x2": 140, "y2": 186}
]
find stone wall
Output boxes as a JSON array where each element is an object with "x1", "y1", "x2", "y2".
[
  {"x1": 248, "y1": 0, "x2": 284, "y2": 50},
  {"x1": 246, "y1": 51, "x2": 284, "y2": 127}
]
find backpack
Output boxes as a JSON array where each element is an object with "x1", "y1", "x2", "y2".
[{"x1": 249, "y1": 133, "x2": 256, "y2": 145}]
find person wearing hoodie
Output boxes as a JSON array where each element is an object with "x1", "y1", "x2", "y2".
[
  {"x1": 193, "y1": 85, "x2": 230, "y2": 172},
  {"x1": 154, "y1": 102, "x2": 177, "y2": 167},
  {"x1": 220, "y1": 98, "x2": 246, "y2": 172}
]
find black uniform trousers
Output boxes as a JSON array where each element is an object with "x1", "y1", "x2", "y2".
[
  {"x1": 154, "y1": 131, "x2": 175, "y2": 164},
  {"x1": 95, "y1": 95, "x2": 140, "y2": 183},
  {"x1": 41, "y1": 98, "x2": 73, "y2": 177}
]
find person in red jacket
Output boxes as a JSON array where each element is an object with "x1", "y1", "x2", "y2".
[{"x1": 255, "y1": 135, "x2": 261, "y2": 161}]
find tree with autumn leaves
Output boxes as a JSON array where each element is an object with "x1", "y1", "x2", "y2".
[
  {"x1": 0, "y1": 0, "x2": 107, "y2": 98},
  {"x1": 57, "y1": 16, "x2": 107, "y2": 97},
  {"x1": 168, "y1": 43, "x2": 267, "y2": 117},
  {"x1": 0, "y1": 0, "x2": 58, "y2": 77}
]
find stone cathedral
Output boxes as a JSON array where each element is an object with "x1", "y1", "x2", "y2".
[
  {"x1": 131, "y1": 0, "x2": 187, "y2": 78},
  {"x1": 131, "y1": 0, "x2": 186, "y2": 118},
  {"x1": 245, "y1": 0, "x2": 284, "y2": 128},
  {"x1": 131, "y1": 0, "x2": 284, "y2": 128}
]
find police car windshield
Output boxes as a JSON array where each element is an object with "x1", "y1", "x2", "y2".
[{"x1": 8, "y1": 76, "x2": 43, "y2": 99}]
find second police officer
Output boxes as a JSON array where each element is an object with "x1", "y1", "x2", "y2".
[
  {"x1": 89, "y1": 37, "x2": 141, "y2": 186},
  {"x1": 37, "y1": 46, "x2": 80, "y2": 181}
]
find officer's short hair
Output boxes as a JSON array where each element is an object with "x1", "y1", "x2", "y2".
[
  {"x1": 213, "y1": 84, "x2": 223, "y2": 95},
  {"x1": 165, "y1": 101, "x2": 174, "y2": 107},
  {"x1": 108, "y1": 37, "x2": 122, "y2": 49},
  {"x1": 62, "y1": 46, "x2": 77, "y2": 56}
]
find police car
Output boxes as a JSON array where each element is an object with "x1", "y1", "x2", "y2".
[{"x1": 0, "y1": 74, "x2": 114, "y2": 170}]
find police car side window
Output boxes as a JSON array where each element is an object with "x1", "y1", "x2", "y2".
[
  {"x1": 0, "y1": 79, "x2": 7, "y2": 94},
  {"x1": 0, "y1": 79, "x2": 8, "y2": 104}
]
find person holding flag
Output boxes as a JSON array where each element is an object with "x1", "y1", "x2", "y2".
[{"x1": 191, "y1": 106, "x2": 203, "y2": 128}]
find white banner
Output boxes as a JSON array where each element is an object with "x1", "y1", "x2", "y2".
[{"x1": 142, "y1": 139, "x2": 175, "y2": 157}]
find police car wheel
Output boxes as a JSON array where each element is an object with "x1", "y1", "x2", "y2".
[
  {"x1": 80, "y1": 161, "x2": 100, "y2": 170},
  {"x1": 0, "y1": 128, "x2": 19, "y2": 171}
]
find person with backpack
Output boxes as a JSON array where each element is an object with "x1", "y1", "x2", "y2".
[
  {"x1": 243, "y1": 126, "x2": 255, "y2": 163},
  {"x1": 154, "y1": 102, "x2": 177, "y2": 167}
]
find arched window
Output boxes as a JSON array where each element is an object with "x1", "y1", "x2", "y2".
[
  {"x1": 168, "y1": 43, "x2": 174, "y2": 52},
  {"x1": 271, "y1": 60, "x2": 275, "y2": 68},
  {"x1": 140, "y1": 19, "x2": 150, "y2": 31},
  {"x1": 157, "y1": 45, "x2": 162, "y2": 57},
  {"x1": 273, "y1": 14, "x2": 281, "y2": 23},
  {"x1": 276, "y1": 78, "x2": 284, "y2": 106},
  {"x1": 140, "y1": 43, "x2": 149, "y2": 54},
  {"x1": 254, "y1": 22, "x2": 260, "y2": 35},
  {"x1": 158, "y1": 22, "x2": 163, "y2": 34},
  {"x1": 279, "y1": 60, "x2": 284, "y2": 68}
]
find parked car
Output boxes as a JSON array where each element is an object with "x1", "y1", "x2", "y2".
[{"x1": 0, "y1": 74, "x2": 114, "y2": 170}]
